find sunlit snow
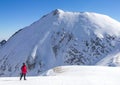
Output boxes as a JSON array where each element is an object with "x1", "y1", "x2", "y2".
[{"x1": 0, "y1": 66, "x2": 120, "y2": 85}]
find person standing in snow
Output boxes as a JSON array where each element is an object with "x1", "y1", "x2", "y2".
[{"x1": 20, "y1": 63, "x2": 27, "y2": 80}]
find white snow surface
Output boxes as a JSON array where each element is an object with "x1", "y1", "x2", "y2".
[
  {"x1": 1, "y1": 9, "x2": 120, "y2": 76},
  {"x1": 0, "y1": 66, "x2": 120, "y2": 85}
]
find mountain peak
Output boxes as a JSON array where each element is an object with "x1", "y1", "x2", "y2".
[{"x1": 52, "y1": 9, "x2": 64, "y2": 15}]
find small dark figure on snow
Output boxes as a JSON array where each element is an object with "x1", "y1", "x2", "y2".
[{"x1": 20, "y1": 63, "x2": 27, "y2": 80}]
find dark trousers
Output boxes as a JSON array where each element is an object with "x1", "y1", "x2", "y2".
[{"x1": 20, "y1": 73, "x2": 26, "y2": 80}]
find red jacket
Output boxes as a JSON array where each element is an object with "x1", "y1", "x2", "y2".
[{"x1": 21, "y1": 65, "x2": 27, "y2": 74}]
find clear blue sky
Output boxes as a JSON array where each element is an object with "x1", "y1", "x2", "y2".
[{"x1": 0, "y1": 0, "x2": 120, "y2": 41}]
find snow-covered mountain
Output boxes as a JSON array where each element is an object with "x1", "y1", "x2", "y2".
[{"x1": 0, "y1": 9, "x2": 120, "y2": 76}]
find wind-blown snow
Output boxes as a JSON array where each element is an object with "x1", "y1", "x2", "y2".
[{"x1": 0, "y1": 66, "x2": 120, "y2": 85}]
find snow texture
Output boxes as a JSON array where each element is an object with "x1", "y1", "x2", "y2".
[{"x1": 0, "y1": 66, "x2": 120, "y2": 85}]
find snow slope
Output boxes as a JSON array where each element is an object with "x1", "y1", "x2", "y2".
[
  {"x1": 0, "y1": 66, "x2": 120, "y2": 85},
  {"x1": 0, "y1": 9, "x2": 120, "y2": 76},
  {"x1": 96, "y1": 51, "x2": 120, "y2": 66}
]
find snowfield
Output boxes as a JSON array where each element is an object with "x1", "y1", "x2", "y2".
[{"x1": 0, "y1": 66, "x2": 120, "y2": 85}]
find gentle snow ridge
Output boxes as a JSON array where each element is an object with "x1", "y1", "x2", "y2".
[{"x1": 44, "y1": 65, "x2": 120, "y2": 76}]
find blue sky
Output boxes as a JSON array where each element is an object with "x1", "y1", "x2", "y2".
[{"x1": 0, "y1": 0, "x2": 120, "y2": 41}]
